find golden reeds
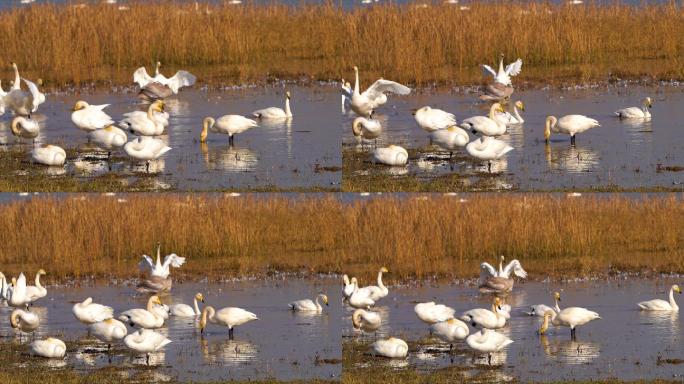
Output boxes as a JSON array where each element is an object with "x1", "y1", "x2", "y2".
[
  {"x1": 0, "y1": 2, "x2": 682, "y2": 87},
  {"x1": 0, "y1": 194, "x2": 681, "y2": 282}
]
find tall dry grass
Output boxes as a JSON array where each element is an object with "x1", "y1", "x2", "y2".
[
  {"x1": 0, "y1": 194, "x2": 682, "y2": 282},
  {"x1": 0, "y1": 2, "x2": 682, "y2": 87}
]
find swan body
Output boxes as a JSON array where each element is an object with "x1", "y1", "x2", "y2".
[
  {"x1": 478, "y1": 256, "x2": 527, "y2": 293},
  {"x1": 119, "y1": 296, "x2": 166, "y2": 329},
  {"x1": 414, "y1": 302, "x2": 456, "y2": 324},
  {"x1": 371, "y1": 337, "x2": 408, "y2": 358},
  {"x1": 343, "y1": 275, "x2": 356, "y2": 299},
  {"x1": 465, "y1": 136, "x2": 514, "y2": 172},
  {"x1": 32, "y1": 145, "x2": 66, "y2": 166},
  {"x1": 466, "y1": 328, "x2": 513, "y2": 363},
  {"x1": 413, "y1": 106, "x2": 456, "y2": 132},
  {"x1": 431, "y1": 318, "x2": 470, "y2": 344},
  {"x1": 352, "y1": 309, "x2": 382, "y2": 333},
  {"x1": 120, "y1": 101, "x2": 167, "y2": 136},
  {"x1": 480, "y1": 82, "x2": 514, "y2": 102},
  {"x1": 10, "y1": 116, "x2": 40, "y2": 141},
  {"x1": 31, "y1": 338, "x2": 66, "y2": 358},
  {"x1": 200, "y1": 115, "x2": 258, "y2": 144},
  {"x1": 73, "y1": 297, "x2": 114, "y2": 324},
  {"x1": 352, "y1": 117, "x2": 382, "y2": 141},
  {"x1": 350, "y1": 66, "x2": 410, "y2": 117},
  {"x1": 494, "y1": 100, "x2": 525, "y2": 126},
  {"x1": 5, "y1": 77, "x2": 45, "y2": 116},
  {"x1": 541, "y1": 307, "x2": 601, "y2": 337},
  {"x1": 10, "y1": 308, "x2": 40, "y2": 333},
  {"x1": 544, "y1": 115, "x2": 600, "y2": 146},
  {"x1": 527, "y1": 292, "x2": 562, "y2": 317},
  {"x1": 134, "y1": 62, "x2": 196, "y2": 99},
  {"x1": 373, "y1": 145, "x2": 408, "y2": 166},
  {"x1": 71, "y1": 101, "x2": 115, "y2": 132},
  {"x1": 460, "y1": 103, "x2": 507, "y2": 137},
  {"x1": 615, "y1": 97, "x2": 652, "y2": 119},
  {"x1": 0, "y1": 272, "x2": 8, "y2": 302},
  {"x1": 89, "y1": 318, "x2": 128, "y2": 346},
  {"x1": 123, "y1": 329, "x2": 172, "y2": 361},
  {"x1": 124, "y1": 136, "x2": 171, "y2": 166},
  {"x1": 637, "y1": 284, "x2": 680, "y2": 312},
  {"x1": 200, "y1": 306, "x2": 258, "y2": 338},
  {"x1": 252, "y1": 91, "x2": 292, "y2": 119},
  {"x1": 355, "y1": 267, "x2": 389, "y2": 302},
  {"x1": 430, "y1": 126, "x2": 469, "y2": 153},
  {"x1": 289, "y1": 294, "x2": 329, "y2": 312},
  {"x1": 341, "y1": 80, "x2": 352, "y2": 112},
  {"x1": 138, "y1": 243, "x2": 186, "y2": 279},
  {"x1": 348, "y1": 281, "x2": 376, "y2": 309},
  {"x1": 170, "y1": 293, "x2": 205, "y2": 317},
  {"x1": 24, "y1": 269, "x2": 47, "y2": 303},
  {"x1": 481, "y1": 54, "x2": 523, "y2": 86},
  {"x1": 461, "y1": 297, "x2": 507, "y2": 330},
  {"x1": 7, "y1": 273, "x2": 30, "y2": 308},
  {"x1": 89, "y1": 126, "x2": 128, "y2": 152}
]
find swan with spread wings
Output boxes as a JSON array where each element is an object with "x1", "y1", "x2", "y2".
[
  {"x1": 349, "y1": 66, "x2": 411, "y2": 117},
  {"x1": 137, "y1": 242, "x2": 186, "y2": 293},
  {"x1": 133, "y1": 61, "x2": 196, "y2": 100},
  {"x1": 478, "y1": 255, "x2": 527, "y2": 293},
  {"x1": 481, "y1": 54, "x2": 523, "y2": 87}
]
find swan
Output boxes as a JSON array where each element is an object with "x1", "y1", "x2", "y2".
[
  {"x1": 123, "y1": 329, "x2": 172, "y2": 365},
  {"x1": 32, "y1": 144, "x2": 66, "y2": 166},
  {"x1": 637, "y1": 284, "x2": 680, "y2": 312},
  {"x1": 350, "y1": 66, "x2": 411, "y2": 117},
  {"x1": 343, "y1": 275, "x2": 356, "y2": 299},
  {"x1": 89, "y1": 318, "x2": 128, "y2": 350},
  {"x1": 373, "y1": 145, "x2": 408, "y2": 166},
  {"x1": 341, "y1": 80, "x2": 352, "y2": 112},
  {"x1": 138, "y1": 242, "x2": 186, "y2": 279},
  {"x1": 120, "y1": 100, "x2": 167, "y2": 136},
  {"x1": 481, "y1": 53, "x2": 523, "y2": 86},
  {"x1": 10, "y1": 116, "x2": 40, "y2": 143},
  {"x1": 169, "y1": 293, "x2": 205, "y2": 317},
  {"x1": 355, "y1": 267, "x2": 389, "y2": 301},
  {"x1": 31, "y1": 338, "x2": 66, "y2": 358},
  {"x1": 526, "y1": 292, "x2": 561, "y2": 317},
  {"x1": 615, "y1": 97, "x2": 652, "y2": 119},
  {"x1": 0, "y1": 272, "x2": 8, "y2": 303},
  {"x1": 5, "y1": 76, "x2": 45, "y2": 116},
  {"x1": 478, "y1": 255, "x2": 527, "y2": 293},
  {"x1": 200, "y1": 115, "x2": 258, "y2": 145},
  {"x1": 461, "y1": 297, "x2": 507, "y2": 330},
  {"x1": 480, "y1": 82, "x2": 514, "y2": 102},
  {"x1": 9, "y1": 62, "x2": 21, "y2": 91},
  {"x1": 414, "y1": 302, "x2": 456, "y2": 324},
  {"x1": 371, "y1": 337, "x2": 408, "y2": 358},
  {"x1": 124, "y1": 136, "x2": 172, "y2": 172},
  {"x1": 200, "y1": 305, "x2": 258, "y2": 339},
  {"x1": 494, "y1": 100, "x2": 525, "y2": 126},
  {"x1": 10, "y1": 308, "x2": 40, "y2": 335},
  {"x1": 89, "y1": 126, "x2": 128, "y2": 158},
  {"x1": 134, "y1": 61, "x2": 196, "y2": 100},
  {"x1": 71, "y1": 101, "x2": 115, "y2": 132},
  {"x1": 352, "y1": 116, "x2": 382, "y2": 145},
  {"x1": 7, "y1": 273, "x2": 30, "y2": 308},
  {"x1": 352, "y1": 309, "x2": 382, "y2": 333},
  {"x1": 0, "y1": 80, "x2": 7, "y2": 116},
  {"x1": 431, "y1": 318, "x2": 469, "y2": 349},
  {"x1": 252, "y1": 91, "x2": 292, "y2": 119},
  {"x1": 73, "y1": 297, "x2": 114, "y2": 324},
  {"x1": 430, "y1": 126, "x2": 469, "y2": 157},
  {"x1": 413, "y1": 106, "x2": 457, "y2": 132},
  {"x1": 466, "y1": 328, "x2": 513, "y2": 365},
  {"x1": 348, "y1": 280, "x2": 376, "y2": 309},
  {"x1": 540, "y1": 306, "x2": 601, "y2": 338},
  {"x1": 459, "y1": 103, "x2": 507, "y2": 137},
  {"x1": 465, "y1": 136, "x2": 514, "y2": 173},
  {"x1": 544, "y1": 115, "x2": 600, "y2": 146},
  {"x1": 289, "y1": 294, "x2": 329, "y2": 313},
  {"x1": 24, "y1": 269, "x2": 47, "y2": 304},
  {"x1": 119, "y1": 296, "x2": 166, "y2": 329}
]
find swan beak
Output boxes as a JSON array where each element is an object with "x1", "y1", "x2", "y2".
[{"x1": 410, "y1": 109, "x2": 418, "y2": 116}]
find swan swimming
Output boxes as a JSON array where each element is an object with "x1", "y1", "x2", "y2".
[
  {"x1": 352, "y1": 308, "x2": 382, "y2": 333},
  {"x1": 615, "y1": 97, "x2": 652, "y2": 119},
  {"x1": 119, "y1": 295, "x2": 166, "y2": 329},
  {"x1": 461, "y1": 297, "x2": 507, "y2": 330},
  {"x1": 71, "y1": 101, "x2": 115, "y2": 132},
  {"x1": 413, "y1": 106, "x2": 457, "y2": 132},
  {"x1": 252, "y1": 91, "x2": 293, "y2": 119},
  {"x1": 478, "y1": 255, "x2": 527, "y2": 293},
  {"x1": 637, "y1": 284, "x2": 680, "y2": 312},
  {"x1": 371, "y1": 337, "x2": 408, "y2": 358},
  {"x1": 350, "y1": 66, "x2": 411, "y2": 117},
  {"x1": 170, "y1": 293, "x2": 205, "y2": 317},
  {"x1": 199, "y1": 305, "x2": 258, "y2": 339},
  {"x1": 8, "y1": 273, "x2": 31, "y2": 308},
  {"x1": 544, "y1": 115, "x2": 600, "y2": 146},
  {"x1": 354, "y1": 267, "x2": 389, "y2": 302},
  {"x1": 343, "y1": 275, "x2": 356, "y2": 300},
  {"x1": 288, "y1": 294, "x2": 329, "y2": 313},
  {"x1": 134, "y1": 61, "x2": 196, "y2": 100},
  {"x1": 24, "y1": 269, "x2": 47, "y2": 304},
  {"x1": 459, "y1": 103, "x2": 507, "y2": 137},
  {"x1": 201, "y1": 115, "x2": 258, "y2": 145},
  {"x1": 465, "y1": 136, "x2": 513, "y2": 173},
  {"x1": 414, "y1": 302, "x2": 456, "y2": 325},
  {"x1": 373, "y1": 145, "x2": 408, "y2": 166},
  {"x1": 31, "y1": 338, "x2": 66, "y2": 358},
  {"x1": 348, "y1": 280, "x2": 376, "y2": 309},
  {"x1": 494, "y1": 100, "x2": 525, "y2": 126}
]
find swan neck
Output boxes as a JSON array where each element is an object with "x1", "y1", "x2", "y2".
[
  {"x1": 147, "y1": 105, "x2": 157, "y2": 121},
  {"x1": 540, "y1": 315, "x2": 549, "y2": 334},
  {"x1": 498, "y1": 57, "x2": 504, "y2": 75},
  {"x1": 34, "y1": 273, "x2": 42, "y2": 289},
  {"x1": 13, "y1": 65, "x2": 19, "y2": 87},
  {"x1": 488, "y1": 104, "x2": 500, "y2": 120},
  {"x1": 146, "y1": 297, "x2": 157, "y2": 312},
  {"x1": 377, "y1": 270, "x2": 385, "y2": 289},
  {"x1": 514, "y1": 106, "x2": 524, "y2": 123},
  {"x1": 353, "y1": 68, "x2": 360, "y2": 96},
  {"x1": 285, "y1": 96, "x2": 292, "y2": 117},
  {"x1": 670, "y1": 287, "x2": 678, "y2": 310},
  {"x1": 200, "y1": 119, "x2": 209, "y2": 143},
  {"x1": 351, "y1": 310, "x2": 361, "y2": 328},
  {"x1": 193, "y1": 297, "x2": 201, "y2": 315},
  {"x1": 10, "y1": 118, "x2": 20, "y2": 136},
  {"x1": 315, "y1": 295, "x2": 322, "y2": 311}
]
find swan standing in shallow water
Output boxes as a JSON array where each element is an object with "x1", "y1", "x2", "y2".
[
  {"x1": 170, "y1": 293, "x2": 205, "y2": 317},
  {"x1": 460, "y1": 103, "x2": 507, "y2": 137},
  {"x1": 615, "y1": 97, "x2": 652, "y2": 119},
  {"x1": 119, "y1": 296, "x2": 166, "y2": 329},
  {"x1": 200, "y1": 306, "x2": 258, "y2": 339},
  {"x1": 466, "y1": 328, "x2": 513, "y2": 365},
  {"x1": 89, "y1": 126, "x2": 128, "y2": 159},
  {"x1": 461, "y1": 297, "x2": 507, "y2": 330},
  {"x1": 374, "y1": 145, "x2": 408, "y2": 166},
  {"x1": 481, "y1": 54, "x2": 523, "y2": 86},
  {"x1": 31, "y1": 338, "x2": 66, "y2": 358},
  {"x1": 11, "y1": 308, "x2": 40, "y2": 337},
  {"x1": 10, "y1": 116, "x2": 40, "y2": 144},
  {"x1": 8, "y1": 273, "x2": 31, "y2": 308},
  {"x1": 124, "y1": 136, "x2": 171, "y2": 173},
  {"x1": 544, "y1": 115, "x2": 600, "y2": 146},
  {"x1": 478, "y1": 255, "x2": 527, "y2": 293},
  {"x1": 5, "y1": 75, "x2": 45, "y2": 116},
  {"x1": 289, "y1": 294, "x2": 329, "y2": 313},
  {"x1": 431, "y1": 126, "x2": 469, "y2": 158},
  {"x1": 526, "y1": 292, "x2": 562, "y2": 317},
  {"x1": 540, "y1": 305, "x2": 601, "y2": 339},
  {"x1": 71, "y1": 101, "x2": 115, "y2": 132},
  {"x1": 352, "y1": 309, "x2": 382, "y2": 333},
  {"x1": 414, "y1": 302, "x2": 456, "y2": 324},
  {"x1": 350, "y1": 66, "x2": 411, "y2": 117},
  {"x1": 32, "y1": 145, "x2": 66, "y2": 166},
  {"x1": 252, "y1": 91, "x2": 293, "y2": 119},
  {"x1": 200, "y1": 115, "x2": 258, "y2": 146},
  {"x1": 637, "y1": 284, "x2": 680, "y2": 312},
  {"x1": 465, "y1": 136, "x2": 513, "y2": 173},
  {"x1": 73, "y1": 297, "x2": 114, "y2": 324},
  {"x1": 25, "y1": 269, "x2": 47, "y2": 304},
  {"x1": 352, "y1": 116, "x2": 382, "y2": 147},
  {"x1": 90, "y1": 319, "x2": 128, "y2": 351},
  {"x1": 494, "y1": 100, "x2": 525, "y2": 126},
  {"x1": 413, "y1": 106, "x2": 457, "y2": 132},
  {"x1": 431, "y1": 318, "x2": 470, "y2": 349},
  {"x1": 124, "y1": 329, "x2": 172, "y2": 365},
  {"x1": 134, "y1": 61, "x2": 196, "y2": 100},
  {"x1": 371, "y1": 337, "x2": 408, "y2": 358}
]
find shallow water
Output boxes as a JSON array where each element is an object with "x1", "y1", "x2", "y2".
[
  {"x1": 343, "y1": 85, "x2": 684, "y2": 191},
  {"x1": 343, "y1": 278, "x2": 684, "y2": 381},
  {"x1": 0, "y1": 278, "x2": 341, "y2": 381}
]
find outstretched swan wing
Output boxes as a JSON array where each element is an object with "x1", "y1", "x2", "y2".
[
  {"x1": 138, "y1": 255, "x2": 155, "y2": 273},
  {"x1": 479, "y1": 262, "x2": 498, "y2": 281},
  {"x1": 166, "y1": 71, "x2": 196, "y2": 94},
  {"x1": 502, "y1": 260, "x2": 527, "y2": 279},
  {"x1": 133, "y1": 67, "x2": 154, "y2": 88},
  {"x1": 163, "y1": 254, "x2": 186, "y2": 269},
  {"x1": 364, "y1": 79, "x2": 411, "y2": 99},
  {"x1": 505, "y1": 59, "x2": 523, "y2": 77},
  {"x1": 481, "y1": 64, "x2": 497, "y2": 78}
]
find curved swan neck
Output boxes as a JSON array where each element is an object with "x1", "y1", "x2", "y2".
[
  {"x1": 377, "y1": 270, "x2": 385, "y2": 289},
  {"x1": 193, "y1": 297, "x2": 201, "y2": 315},
  {"x1": 352, "y1": 310, "x2": 361, "y2": 327},
  {"x1": 285, "y1": 95, "x2": 292, "y2": 117},
  {"x1": 488, "y1": 104, "x2": 499, "y2": 120},
  {"x1": 513, "y1": 105, "x2": 524, "y2": 123},
  {"x1": 314, "y1": 295, "x2": 322, "y2": 311},
  {"x1": 353, "y1": 68, "x2": 360, "y2": 96},
  {"x1": 670, "y1": 287, "x2": 679, "y2": 311},
  {"x1": 539, "y1": 314, "x2": 550, "y2": 334},
  {"x1": 13, "y1": 64, "x2": 20, "y2": 88},
  {"x1": 146, "y1": 297, "x2": 158, "y2": 312},
  {"x1": 34, "y1": 273, "x2": 43, "y2": 289}
]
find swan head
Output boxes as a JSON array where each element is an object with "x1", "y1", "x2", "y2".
[
  {"x1": 10, "y1": 62, "x2": 17, "y2": 69},
  {"x1": 10, "y1": 117, "x2": 22, "y2": 136},
  {"x1": 201, "y1": 117, "x2": 215, "y2": 143},
  {"x1": 643, "y1": 97, "x2": 652, "y2": 109},
  {"x1": 285, "y1": 91, "x2": 291, "y2": 100},
  {"x1": 37, "y1": 79, "x2": 43, "y2": 86},
  {"x1": 539, "y1": 310, "x2": 555, "y2": 334},
  {"x1": 515, "y1": 100, "x2": 525, "y2": 111},
  {"x1": 345, "y1": 81, "x2": 351, "y2": 89},
  {"x1": 351, "y1": 117, "x2": 364, "y2": 137},
  {"x1": 411, "y1": 106, "x2": 429, "y2": 116},
  {"x1": 343, "y1": 274, "x2": 350, "y2": 285},
  {"x1": 149, "y1": 295, "x2": 163, "y2": 306},
  {"x1": 554, "y1": 291, "x2": 561, "y2": 301},
  {"x1": 10, "y1": 310, "x2": 20, "y2": 328},
  {"x1": 353, "y1": 66, "x2": 359, "y2": 72},
  {"x1": 674, "y1": 285, "x2": 682, "y2": 294},
  {"x1": 320, "y1": 294, "x2": 329, "y2": 306},
  {"x1": 351, "y1": 309, "x2": 363, "y2": 329},
  {"x1": 195, "y1": 293, "x2": 205, "y2": 302},
  {"x1": 544, "y1": 116, "x2": 556, "y2": 144},
  {"x1": 37, "y1": 269, "x2": 46, "y2": 276},
  {"x1": 380, "y1": 267, "x2": 389, "y2": 273},
  {"x1": 149, "y1": 100, "x2": 164, "y2": 114},
  {"x1": 350, "y1": 277, "x2": 358, "y2": 285},
  {"x1": 73, "y1": 101, "x2": 89, "y2": 111}
]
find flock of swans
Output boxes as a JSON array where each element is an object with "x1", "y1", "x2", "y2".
[
  {"x1": 0, "y1": 243, "x2": 331, "y2": 364},
  {"x1": 342, "y1": 257, "x2": 681, "y2": 365}
]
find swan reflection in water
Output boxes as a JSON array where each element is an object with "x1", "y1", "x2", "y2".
[
  {"x1": 540, "y1": 335, "x2": 600, "y2": 364},
  {"x1": 200, "y1": 336, "x2": 258, "y2": 365},
  {"x1": 545, "y1": 144, "x2": 599, "y2": 173},
  {"x1": 201, "y1": 143, "x2": 258, "y2": 172}
]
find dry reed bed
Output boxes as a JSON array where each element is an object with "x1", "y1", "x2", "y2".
[
  {"x1": 0, "y1": 2, "x2": 683, "y2": 87},
  {"x1": 0, "y1": 194, "x2": 682, "y2": 282}
]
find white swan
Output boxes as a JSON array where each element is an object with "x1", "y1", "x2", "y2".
[
  {"x1": 0, "y1": 80, "x2": 7, "y2": 116},
  {"x1": 124, "y1": 136, "x2": 172, "y2": 172},
  {"x1": 10, "y1": 116, "x2": 40, "y2": 143},
  {"x1": 478, "y1": 255, "x2": 527, "y2": 293},
  {"x1": 24, "y1": 269, "x2": 47, "y2": 304},
  {"x1": 134, "y1": 62, "x2": 196, "y2": 100},
  {"x1": 288, "y1": 294, "x2": 329, "y2": 312},
  {"x1": 544, "y1": 115, "x2": 600, "y2": 146},
  {"x1": 7, "y1": 273, "x2": 30, "y2": 308},
  {"x1": 71, "y1": 101, "x2": 115, "y2": 132},
  {"x1": 170, "y1": 293, "x2": 205, "y2": 317},
  {"x1": 348, "y1": 280, "x2": 376, "y2": 309},
  {"x1": 32, "y1": 144, "x2": 66, "y2": 166},
  {"x1": 413, "y1": 106, "x2": 457, "y2": 132},
  {"x1": 466, "y1": 328, "x2": 513, "y2": 365},
  {"x1": 73, "y1": 297, "x2": 114, "y2": 324},
  {"x1": 465, "y1": 136, "x2": 513, "y2": 173},
  {"x1": 350, "y1": 66, "x2": 411, "y2": 117},
  {"x1": 431, "y1": 318, "x2": 469, "y2": 348},
  {"x1": 355, "y1": 267, "x2": 389, "y2": 301},
  {"x1": 352, "y1": 116, "x2": 382, "y2": 145},
  {"x1": 31, "y1": 338, "x2": 66, "y2": 358},
  {"x1": 414, "y1": 302, "x2": 456, "y2": 324},
  {"x1": 637, "y1": 284, "x2": 680, "y2": 312},
  {"x1": 5, "y1": 76, "x2": 45, "y2": 116},
  {"x1": 481, "y1": 54, "x2": 523, "y2": 86},
  {"x1": 119, "y1": 296, "x2": 166, "y2": 329},
  {"x1": 494, "y1": 100, "x2": 525, "y2": 126},
  {"x1": 200, "y1": 305, "x2": 258, "y2": 339},
  {"x1": 430, "y1": 126, "x2": 469, "y2": 157},
  {"x1": 526, "y1": 292, "x2": 561, "y2": 317},
  {"x1": 540, "y1": 306, "x2": 601, "y2": 338},
  {"x1": 0, "y1": 272, "x2": 8, "y2": 303},
  {"x1": 89, "y1": 319, "x2": 128, "y2": 350},
  {"x1": 120, "y1": 100, "x2": 167, "y2": 136},
  {"x1": 10, "y1": 308, "x2": 40, "y2": 334},
  {"x1": 252, "y1": 91, "x2": 292, "y2": 119},
  {"x1": 343, "y1": 275, "x2": 356, "y2": 299},
  {"x1": 459, "y1": 103, "x2": 507, "y2": 137},
  {"x1": 89, "y1": 126, "x2": 128, "y2": 158},
  {"x1": 10, "y1": 62, "x2": 21, "y2": 91},
  {"x1": 138, "y1": 243, "x2": 186, "y2": 279},
  {"x1": 123, "y1": 329, "x2": 172, "y2": 365},
  {"x1": 200, "y1": 115, "x2": 258, "y2": 145},
  {"x1": 615, "y1": 97, "x2": 652, "y2": 119},
  {"x1": 341, "y1": 79, "x2": 352, "y2": 112},
  {"x1": 373, "y1": 145, "x2": 408, "y2": 166},
  {"x1": 461, "y1": 297, "x2": 507, "y2": 330},
  {"x1": 352, "y1": 309, "x2": 382, "y2": 333},
  {"x1": 371, "y1": 337, "x2": 408, "y2": 358}
]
